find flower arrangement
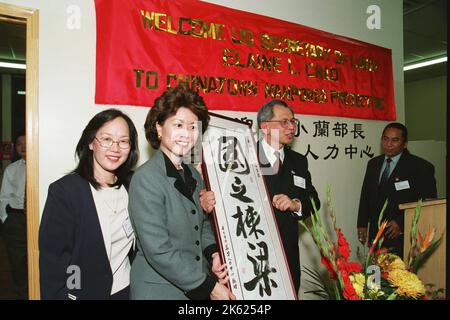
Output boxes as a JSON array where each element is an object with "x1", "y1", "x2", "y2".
[{"x1": 300, "y1": 187, "x2": 443, "y2": 300}]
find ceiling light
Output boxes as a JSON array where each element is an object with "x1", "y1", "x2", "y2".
[
  {"x1": 0, "y1": 61, "x2": 26, "y2": 69},
  {"x1": 404, "y1": 56, "x2": 447, "y2": 71}
]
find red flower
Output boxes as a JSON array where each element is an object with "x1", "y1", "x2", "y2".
[
  {"x1": 346, "y1": 262, "x2": 362, "y2": 274},
  {"x1": 343, "y1": 279, "x2": 360, "y2": 300},
  {"x1": 339, "y1": 263, "x2": 360, "y2": 300},
  {"x1": 337, "y1": 229, "x2": 351, "y2": 260},
  {"x1": 321, "y1": 256, "x2": 337, "y2": 279},
  {"x1": 336, "y1": 258, "x2": 346, "y2": 272}
]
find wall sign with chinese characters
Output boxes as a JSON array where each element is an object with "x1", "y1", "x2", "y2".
[{"x1": 202, "y1": 114, "x2": 297, "y2": 300}]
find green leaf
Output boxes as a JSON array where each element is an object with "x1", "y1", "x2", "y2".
[{"x1": 377, "y1": 199, "x2": 388, "y2": 228}]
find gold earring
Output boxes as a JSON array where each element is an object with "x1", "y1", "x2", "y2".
[{"x1": 158, "y1": 134, "x2": 162, "y2": 140}]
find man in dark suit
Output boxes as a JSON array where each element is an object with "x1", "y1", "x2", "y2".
[
  {"x1": 357, "y1": 122, "x2": 437, "y2": 258},
  {"x1": 257, "y1": 100, "x2": 320, "y2": 295}
]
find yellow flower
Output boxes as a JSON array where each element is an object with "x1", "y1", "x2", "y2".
[
  {"x1": 350, "y1": 273, "x2": 365, "y2": 298},
  {"x1": 377, "y1": 253, "x2": 406, "y2": 272},
  {"x1": 388, "y1": 269, "x2": 425, "y2": 299}
]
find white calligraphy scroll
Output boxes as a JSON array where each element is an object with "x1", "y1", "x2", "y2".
[{"x1": 202, "y1": 113, "x2": 297, "y2": 300}]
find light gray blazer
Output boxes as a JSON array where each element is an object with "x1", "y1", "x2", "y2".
[{"x1": 128, "y1": 150, "x2": 218, "y2": 300}]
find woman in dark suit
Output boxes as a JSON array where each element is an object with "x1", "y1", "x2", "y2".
[
  {"x1": 39, "y1": 109, "x2": 139, "y2": 300},
  {"x1": 128, "y1": 85, "x2": 234, "y2": 300}
]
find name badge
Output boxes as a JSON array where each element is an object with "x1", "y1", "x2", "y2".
[
  {"x1": 122, "y1": 218, "x2": 134, "y2": 238},
  {"x1": 395, "y1": 180, "x2": 410, "y2": 191},
  {"x1": 294, "y1": 175, "x2": 306, "y2": 189}
]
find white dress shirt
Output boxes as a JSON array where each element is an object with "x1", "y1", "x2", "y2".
[
  {"x1": 91, "y1": 185, "x2": 134, "y2": 294},
  {"x1": 260, "y1": 138, "x2": 285, "y2": 167},
  {"x1": 0, "y1": 158, "x2": 26, "y2": 223},
  {"x1": 260, "y1": 139, "x2": 302, "y2": 216}
]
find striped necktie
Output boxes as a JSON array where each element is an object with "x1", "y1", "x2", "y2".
[
  {"x1": 380, "y1": 158, "x2": 392, "y2": 185},
  {"x1": 274, "y1": 150, "x2": 281, "y2": 174}
]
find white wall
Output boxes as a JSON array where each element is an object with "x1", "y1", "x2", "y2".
[
  {"x1": 2, "y1": 0, "x2": 404, "y2": 299},
  {"x1": 407, "y1": 140, "x2": 446, "y2": 198}
]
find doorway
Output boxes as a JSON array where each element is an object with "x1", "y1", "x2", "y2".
[{"x1": 0, "y1": 3, "x2": 39, "y2": 300}]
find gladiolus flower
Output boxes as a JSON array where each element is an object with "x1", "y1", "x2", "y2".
[{"x1": 337, "y1": 229, "x2": 351, "y2": 260}]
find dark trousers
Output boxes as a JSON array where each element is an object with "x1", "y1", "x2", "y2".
[{"x1": 1, "y1": 211, "x2": 28, "y2": 299}]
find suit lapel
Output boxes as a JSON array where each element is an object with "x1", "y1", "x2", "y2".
[
  {"x1": 161, "y1": 150, "x2": 196, "y2": 204},
  {"x1": 80, "y1": 178, "x2": 112, "y2": 264}
]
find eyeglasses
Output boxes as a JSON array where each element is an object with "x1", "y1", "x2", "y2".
[
  {"x1": 264, "y1": 118, "x2": 299, "y2": 128},
  {"x1": 95, "y1": 137, "x2": 131, "y2": 149}
]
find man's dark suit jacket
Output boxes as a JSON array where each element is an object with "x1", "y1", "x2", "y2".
[
  {"x1": 39, "y1": 173, "x2": 134, "y2": 300},
  {"x1": 357, "y1": 150, "x2": 437, "y2": 257},
  {"x1": 258, "y1": 143, "x2": 320, "y2": 293}
]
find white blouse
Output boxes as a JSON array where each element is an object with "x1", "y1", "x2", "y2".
[{"x1": 90, "y1": 184, "x2": 134, "y2": 295}]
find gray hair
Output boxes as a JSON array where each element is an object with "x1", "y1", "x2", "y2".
[{"x1": 256, "y1": 100, "x2": 294, "y2": 128}]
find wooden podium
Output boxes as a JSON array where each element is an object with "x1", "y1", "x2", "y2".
[{"x1": 399, "y1": 199, "x2": 446, "y2": 294}]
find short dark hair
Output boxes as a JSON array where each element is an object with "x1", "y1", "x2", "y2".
[
  {"x1": 382, "y1": 122, "x2": 408, "y2": 142},
  {"x1": 14, "y1": 131, "x2": 25, "y2": 144},
  {"x1": 11, "y1": 131, "x2": 26, "y2": 162},
  {"x1": 257, "y1": 99, "x2": 294, "y2": 128},
  {"x1": 144, "y1": 85, "x2": 210, "y2": 149},
  {"x1": 74, "y1": 109, "x2": 139, "y2": 189}
]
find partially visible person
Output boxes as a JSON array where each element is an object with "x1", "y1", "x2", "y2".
[
  {"x1": 128, "y1": 85, "x2": 234, "y2": 300},
  {"x1": 39, "y1": 109, "x2": 139, "y2": 300},
  {"x1": 357, "y1": 122, "x2": 437, "y2": 257},
  {"x1": 0, "y1": 133, "x2": 28, "y2": 299},
  {"x1": 256, "y1": 100, "x2": 320, "y2": 295}
]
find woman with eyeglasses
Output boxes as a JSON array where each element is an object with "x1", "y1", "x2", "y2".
[
  {"x1": 128, "y1": 85, "x2": 234, "y2": 300},
  {"x1": 39, "y1": 109, "x2": 139, "y2": 300}
]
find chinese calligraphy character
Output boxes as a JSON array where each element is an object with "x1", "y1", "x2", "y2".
[
  {"x1": 230, "y1": 176, "x2": 253, "y2": 203},
  {"x1": 313, "y1": 120, "x2": 330, "y2": 137},
  {"x1": 244, "y1": 241, "x2": 278, "y2": 297},
  {"x1": 232, "y1": 205, "x2": 264, "y2": 239},
  {"x1": 218, "y1": 136, "x2": 250, "y2": 174},
  {"x1": 345, "y1": 144, "x2": 358, "y2": 159},
  {"x1": 299, "y1": 124, "x2": 308, "y2": 135},
  {"x1": 332, "y1": 122, "x2": 348, "y2": 137},
  {"x1": 352, "y1": 124, "x2": 365, "y2": 139},
  {"x1": 324, "y1": 144, "x2": 339, "y2": 160},
  {"x1": 360, "y1": 145, "x2": 375, "y2": 158},
  {"x1": 304, "y1": 144, "x2": 319, "y2": 160}
]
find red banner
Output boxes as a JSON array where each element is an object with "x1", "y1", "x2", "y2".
[{"x1": 95, "y1": 0, "x2": 396, "y2": 120}]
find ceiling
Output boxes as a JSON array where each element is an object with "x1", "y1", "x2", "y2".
[
  {"x1": 0, "y1": 20, "x2": 25, "y2": 75},
  {"x1": 0, "y1": 1, "x2": 447, "y2": 81},
  {"x1": 403, "y1": 0, "x2": 447, "y2": 82}
]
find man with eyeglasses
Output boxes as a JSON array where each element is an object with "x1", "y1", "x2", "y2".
[{"x1": 257, "y1": 100, "x2": 320, "y2": 296}]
